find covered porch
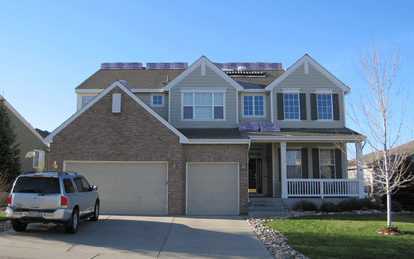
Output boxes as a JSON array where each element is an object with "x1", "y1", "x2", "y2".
[{"x1": 247, "y1": 128, "x2": 366, "y2": 199}]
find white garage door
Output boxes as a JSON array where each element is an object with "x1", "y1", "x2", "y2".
[
  {"x1": 187, "y1": 162, "x2": 239, "y2": 215},
  {"x1": 65, "y1": 161, "x2": 168, "y2": 215}
]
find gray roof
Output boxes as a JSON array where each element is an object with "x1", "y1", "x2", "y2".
[{"x1": 178, "y1": 127, "x2": 361, "y2": 140}]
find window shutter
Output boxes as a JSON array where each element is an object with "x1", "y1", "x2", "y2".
[
  {"x1": 301, "y1": 148, "x2": 308, "y2": 178},
  {"x1": 278, "y1": 148, "x2": 281, "y2": 182},
  {"x1": 300, "y1": 93, "x2": 307, "y2": 120},
  {"x1": 333, "y1": 94, "x2": 340, "y2": 121},
  {"x1": 312, "y1": 148, "x2": 319, "y2": 178},
  {"x1": 310, "y1": 94, "x2": 317, "y2": 120},
  {"x1": 277, "y1": 93, "x2": 284, "y2": 120},
  {"x1": 335, "y1": 148, "x2": 342, "y2": 178},
  {"x1": 112, "y1": 93, "x2": 121, "y2": 113}
]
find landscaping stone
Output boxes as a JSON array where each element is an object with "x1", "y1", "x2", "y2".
[{"x1": 245, "y1": 210, "x2": 413, "y2": 259}]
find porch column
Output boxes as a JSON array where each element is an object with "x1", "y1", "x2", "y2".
[
  {"x1": 281, "y1": 142, "x2": 288, "y2": 198},
  {"x1": 356, "y1": 142, "x2": 365, "y2": 198}
]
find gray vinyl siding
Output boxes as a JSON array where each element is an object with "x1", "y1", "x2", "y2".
[
  {"x1": 272, "y1": 63, "x2": 346, "y2": 128},
  {"x1": 238, "y1": 92, "x2": 271, "y2": 124},
  {"x1": 6, "y1": 107, "x2": 47, "y2": 172},
  {"x1": 169, "y1": 65, "x2": 238, "y2": 128},
  {"x1": 273, "y1": 143, "x2": 348, "y2": 181},
  {"x1": 134, "y1": 93, "x2": 169, "y2": 121}
]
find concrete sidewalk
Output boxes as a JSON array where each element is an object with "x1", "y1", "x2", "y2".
[{"x1": 0, "y1": 215, "x2": 272, "y2": 258}]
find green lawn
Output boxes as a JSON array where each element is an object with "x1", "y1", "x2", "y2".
[
  {"x1": 265, "y1": 214, "x2": 414, "y2": 259},
  {"x1": 0, "y1": 211, "x2": 8, "y2": 221}
]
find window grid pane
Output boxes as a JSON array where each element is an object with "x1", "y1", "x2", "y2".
[
  {"x1": 317, "y1": 94, "x2": 333, "y2": 120},
  {"x1": 254, "y1": 96, "x2": 264, "y2": 116},
  {"x1": 152, "y1": 95, "x2": 163, "y2": 106},
  {"x1": 183, "y1": 93, "x2": 224, "y2": 120},
  {"x1": 244, "y1": 96, "x2": 253, "y2": 116},
  {"x1": 320, "y1": 149, "x2": 335, "y2": 179},
  {"x1": 284, "y1": 94, "x2": 300, "y2": 120}
]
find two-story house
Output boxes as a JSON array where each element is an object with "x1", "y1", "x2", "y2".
[{"x1": 44, "y1": 55, "x2": 366, "y2": 215}]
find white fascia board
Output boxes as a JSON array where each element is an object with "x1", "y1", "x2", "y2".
[
  {"x1": 265, "y1": 55, "x2": 351, "y2": 94},
  {"x1": 249, "y1": 135, "x2": 365, "y2": 143},
  {"x1": 0, "y1": 95, "x2": 46, "y2": 144},
  {"x1": 163, "y1": 56, "x2": 244, "y2": 92},
  {"x1": 75, "y1": 89, "x2": 104, "y2": 93},
  {"x1": 45, "y1": 81, "x2": 189, "y2": 144},
  {"x1": 187, "y1": 139, "x2": 250, "y2": 144},
  {"x1": 132, "y1": 89, "x2": 164, "y2": 93}
]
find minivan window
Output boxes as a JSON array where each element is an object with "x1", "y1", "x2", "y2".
[{"x1": 13, "y1": 177, "x2": 60, "y2": 194}]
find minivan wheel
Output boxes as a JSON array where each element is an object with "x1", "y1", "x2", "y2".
[
  {"x1": 65, "y1": 208, "x2": 79, "y2": 234},
  {"x1": 90, "y1": 200, "x2": 99, "y2": 221},
  {"x1": 12, "y1": 220, "x2": 27, "y2": 232}
]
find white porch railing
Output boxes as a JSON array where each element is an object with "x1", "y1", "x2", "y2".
[{"x1": 287, "y1": 179, "x2": 360, "y2": 198}]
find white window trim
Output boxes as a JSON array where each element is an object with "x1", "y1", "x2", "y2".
[
  {"x1": 316, "y1": 93, "x2": 333, "y2": 121},
  {"x1": 319, "y1": 148, "x2": 336, "y2": 179},
  {"x1": 282, "y1": 88, "x2": 301, "y2": 93},
  {"x1": 33, "y1": 150, "x2": 45, "y2": 169},
  {"x1": 151, "y1": 93, "x2": 165, "y2": 107},
  {"x1": 241, "y1": 93, "x2": 266, "y2": 118},
  {"x1": 181, "y1": 92, "x2": 226, "y2": 121},
  {"x1": 77, "y1": 94, "x2": 98, "y2": 111},
  {"x1": 283, "y1": 93, "x2": 301, "y2": 121},
  {"x1": 286, "y1": 149, "x2": 302, "y2": 179},
  {"x1": 315, "y1": 88, "x2": 333, "y2": 94}
]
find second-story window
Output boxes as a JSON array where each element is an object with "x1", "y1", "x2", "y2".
[
  {"x1": 243, "y1": 95, "x2": 264, "y2": 117},
  {"x1": 151, "y1": 94, "x2": 164, "y2": 107},
  {"x1": 317, "y1": 94, "x2": 333, "y2": 120},
  {"x1": 284, "y1": 94, "x2": 300, "y2": 120},
  {"x1": 182, "y1": 92, "x2": 224, "y2": 120},
  {"x1": 81, "y1": 96, "x2": 95, "y2": 108}
]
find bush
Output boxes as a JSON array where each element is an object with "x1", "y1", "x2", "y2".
[
  {"x1": 293, "y1": 200, "x2": 318, "y2": 212},
  {"x1": 320, "y1": 201, "x2": 342, "y2": 212},
  {"x1": 339, "y1": 197, "x2": 381, "y2": 211},
  {"x1": 391, "y1": 201, "x2": 403, "y2": 212}
]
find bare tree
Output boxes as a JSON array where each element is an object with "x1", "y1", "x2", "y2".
[{"x1": 348, "y1": 40, "x2": 414, "y2": 228}]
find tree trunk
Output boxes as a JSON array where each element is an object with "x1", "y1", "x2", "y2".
[{"x1": 386, "y1": 179, "x2": 392, "y2": 229}]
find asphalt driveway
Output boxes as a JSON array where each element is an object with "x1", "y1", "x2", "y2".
[{"x1": 0, "y1": 215, "x2": 272, "y2": 259}]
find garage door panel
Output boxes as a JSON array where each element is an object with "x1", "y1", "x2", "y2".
[
  {"x1": 187, "y1": 163, "x2": 239, "y2": 215},
  {"x1": 66, "y1": 162, "x2": 167, "y2": 215}
]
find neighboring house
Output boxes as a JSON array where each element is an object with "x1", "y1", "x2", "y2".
[
  {"x1": 44, "y1": 55, "x2": 366, "y2": 215},
  {"x1": 349, "y1": 141, "x2": 414, "y2": 197},
  {"x1": 0, "y1": 95, "x2": 49, "y2": 172}
]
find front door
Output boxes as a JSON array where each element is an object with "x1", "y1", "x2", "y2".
[{"x1": 248, "y1": 158, "x2": 262, "y2": 194}]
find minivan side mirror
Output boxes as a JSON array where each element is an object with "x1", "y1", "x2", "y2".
[{"x1": 92, "y1": 185, "x2": 98, "y2": 191}]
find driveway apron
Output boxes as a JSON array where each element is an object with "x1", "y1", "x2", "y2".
[{"x1": 0, "y1": 215, "x2": 272, "y2": 259}]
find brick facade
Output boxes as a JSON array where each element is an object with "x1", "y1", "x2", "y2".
[{"x1": 49, "y1": 86, "x2": 249, "y2": 215}]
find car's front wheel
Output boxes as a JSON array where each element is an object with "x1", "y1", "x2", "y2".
[
  {"x1": 90, "y1": 200, "x2": 99, "y2": 221},
  {"x1": 11, "y1": 220, "x2": 27, "y2": 232},
  {"x1": 65, "y1": 208, "x2": 79, "y2": 234}
]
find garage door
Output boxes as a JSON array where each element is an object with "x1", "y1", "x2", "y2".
[
  {"x1": 187, "y1": 162, "x2": 239, "y2": 215},
  {"x1": 65, "y1": 161, "x2": 168, "y2": 215}
]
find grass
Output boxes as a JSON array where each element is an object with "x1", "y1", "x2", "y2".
[
  {"x1": 0, "y1": 211, "x2": 8, "y2": 221},
  {"x1": 265, "y1": 214, "x2": 414, "y2": 259}
]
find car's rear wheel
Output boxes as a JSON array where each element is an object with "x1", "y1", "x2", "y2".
[
  {"x1": 90, "y1": 200, "x2": 99, "y2": 221},
  {"x1": 11, "y1": 220, "x2": 27, "y2": 232},
  {"x1": 65, "y1": 208, "x2": 79, "y2": 234}
]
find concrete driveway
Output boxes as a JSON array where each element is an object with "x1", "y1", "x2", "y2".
[{"x1": 0, "y1": 215, "x2": 272, "y2": 259}]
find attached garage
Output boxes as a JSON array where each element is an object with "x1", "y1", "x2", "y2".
[
  {"x1": 186, "y1": 162, "x2": 239, "y2": 215},
  {"x1": 65, "y1": 161, "x2": 168, "y2": 215}
]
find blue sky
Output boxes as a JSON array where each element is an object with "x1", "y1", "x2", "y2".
[{"x1": 1, "y1": 1, "x2": 413, "y2": 143}]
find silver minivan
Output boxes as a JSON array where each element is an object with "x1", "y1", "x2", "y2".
[{"x1": 6, "y1": 172, "x2": 100, "y2": 234}]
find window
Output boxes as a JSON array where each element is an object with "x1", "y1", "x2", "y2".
[
  {"x1": 74, "y1": 177, "x2": 84, "y2": 192},
  {"x1": 287, "y1": 150, "x2": 301, "y2": 178},
  {"x1": 81, "y1": 96, "x2": 95, "y2": 108},
  {"x1": 151, "y1": 94, "x2": 164, "y2": 107},
  {"x1": 284, "y1": 94, "x2": 300, "y2": 120},
  {"x1": 320, "y1": 149, "x2": 335, "y2": 179},
  {"x1": 182, "y1": 92, "x2": 224, "y2": 120},
  {"x1": 33, "y1": 150, "x2": 45, "y2": 169},
  {"x1": 317, "y1": 94, "x2": 333, "y2": 120},
  {"x1": 63, "y1": 179, "x2": 75, "y2": 193},
  {"x1": 243, "y1": 95, "x2": 264, "y2": 116}
]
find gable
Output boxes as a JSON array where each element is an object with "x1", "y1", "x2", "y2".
[
  {"x1": 163, "y1": 56, "x2": 243, "y2": 92},
  {"x1": 44, "y1": 81, "x2": 188, "y2": 144},
  {"x1": 265, "y1": 55, "x2": 350, "y2": 94}
]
